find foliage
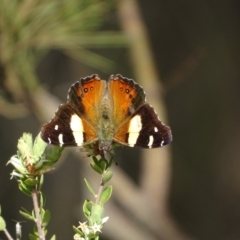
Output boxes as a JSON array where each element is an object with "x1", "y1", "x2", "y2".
[
  {"x1": 6, "y1": 134, "x2": 63, "y2": 239},
  {"x1": 0, "y1": 0, "x2": 128, "y2": 110},
  {"x1": 73, "y1": 156, "x2": 113, "y2": 240},
  {"x1": 0, "y1": 0, "x2": 125, "y2": 67},
  {"x1": 4, "y1": 133, "x2": 113, "y2": 239}
]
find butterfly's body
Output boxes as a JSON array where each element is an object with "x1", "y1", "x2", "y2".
[
  {"x1": 41, "y1": 74, "x2": 172, "y2": 152},
  {"x1": 97, "y1": 96, "x2": 115, "y2": 151}
]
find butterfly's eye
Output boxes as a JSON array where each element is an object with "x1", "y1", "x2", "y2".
[
  {"x1": 120, "y1": 87, "x2": 123, "y2": 91},
  {"x1": 125, "y1": 89, "x2": 129, "y2": 94},
  {"x1": 84, "y1": 88, "x2": 88, "y2": 92},
  {"x1": 90, "y1": 86, "x2": 94, "y2": 91}
]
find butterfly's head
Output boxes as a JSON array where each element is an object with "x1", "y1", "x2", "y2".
[{"x1": 99, "y1": 140, "x2": 112, "y2": 152}]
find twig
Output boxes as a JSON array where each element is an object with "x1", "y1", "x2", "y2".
[
  {"x1": 117, "y1": 1, "x2": 192, "y2": 240},
  {"x1": 3, "y1": 228, "x2": 14, "y2": 240},
  {"x1": 95, "y1": 181, "x2": 104, "y2": 204},
  {"x1": 31, "y1": 188, "x2": 45, "y2": 240}
]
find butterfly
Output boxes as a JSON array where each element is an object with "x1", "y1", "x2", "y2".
[{"x1": 40, "y1": 74, "x2": 172, "y2": 153}]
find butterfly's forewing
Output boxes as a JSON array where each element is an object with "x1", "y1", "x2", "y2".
[{"x1": 108, "y1": 74, "x2": 146, "y2": 126}]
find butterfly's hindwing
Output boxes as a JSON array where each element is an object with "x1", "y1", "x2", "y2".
[
  {"x1": 41, "y1": 104, "x2": 98, "y2": 147},
  {"x1": 41, "y1": 104, "x2": 80, "y2": 146}
]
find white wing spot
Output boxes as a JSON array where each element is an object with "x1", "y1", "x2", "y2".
[
  {"x1": 47, "y1": 137, "x2": 51, "y2": 144},
  {"x1": 70, "y1": 114, "x2": 84, "y2": 146},
  {"x1": 148, "y1": 135, "x2": 154, "y2": 148},
  {"x1": 160, "y1": 140, "x2": 164, "y2": 146},
  {"x1": 58, "y1": 134, "x2": 64, "y2": 147},
  {"x1": 54, "y1": 125, "x2": 59, "y2": 130},
  {"x1": 154, "y1": 127, "x2": 158, "y2": 132},
  {"x1": 128, "y1": 115, "x2": 142, "y2": 146}
]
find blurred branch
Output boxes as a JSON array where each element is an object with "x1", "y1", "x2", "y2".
[
  {"x1": 164, "y1": 47, "x2": 207, "y2": 91},
  {"x1": 64, "y1": 48, "x2": 116, "y2": 73},
  {"x1": 3, "y1": 229, "x2": 14, "y2": 240},
  {"x1": 104, "y1": 201, "x2": 160, "y2": 240},
  {"x1": 22, "y1": 32, "x2": 129, "y2": 49},
  {"x1": 0, "y1": 97, "x2": 28, "y2": 119},
  {"x1": 117, "y1": 0, "x2": 193, "y2": 239}
]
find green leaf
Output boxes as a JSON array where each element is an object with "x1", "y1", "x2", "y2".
[
  {"x1": 84, "y1": 178, "x2": 95, "y2": 196},
  {"x1": 92, "y1": 156, "x2": 101, "y2": 166},
  {"x1": 0, "y1": 216, "x2": 6, "y2": 231},
  {"x1": 29, "y1": 233, "x2": 38, "y2": 240},
  {"x1": 18, "y1": 183, "x2": 32, "y2": 196},
  {"x1": 39, "y1": 174, "x2": 44, "y2": 190},
  {"x1": 33, "y1": 225, "x2": 38, "y2": 236},
  {"x1": 102, "y1": 170, "x2": 113, "y2": 184},
  {"x1": 92, "y1": 156, "x2": 99, "y2": 165},
  {"x1": 107, "y1": 156, "x2": 114, "y2": 168},
  {"x1": 90, "y1": 162, "x2": 103, "y2": 174},
  {"x1": 45, "y1": 146, "x2": 64, "y2": 164},
  {"x1": 39, "y1": 192, "x2": 46, "y2": 209},
  {"x1": 42, "y1": 210, "x2": 51, "y2": 227},
  {"x1": 18, "y1": 133, "x2": 33, "y2": 157},
  {"x1": 22, "y1": 133, "x2": 33, "y2": 147},
  {"x1": 19, "y1": 210, "x2": 34, "y2": 221},
  {"x1": 7, "y1": 157, "x2": 26, "y2": 174},
  {"x1": 99, "y1": 186, "x2": 112, "y2": 205},
  {"x1": 73, "y1": 225, "x2": 83, "y2": 235},
  {"x1": 21, "y1": 207, "x2": 31, "y2": 215},
  {"x1": 40, "y1": 208, "x2": 45, "y2": 220},
  {"x1": 50, "y1": 235, "x2": 56, "y2": 240},
  {"x1": 33, "y1": 224, "x2": 48, "y2": 236},
  {"x1": 32, "y1": 209, "x2": 36, "y2": 218},
  {"x1": 32, "y1": 133, "x2": 47, "y2": 159},
  {"x1": 99, "y1": 160, "x2": 107, "y2": 170},
  {"x1": 90, "y1": 204, "x2": 104, "y2": 225},
  {"x1": 24, "y1": 178, "x2": 38, "y2": 187},
  {"x1": 83, "y1": 200, "x2": 93, "y2": 218}
]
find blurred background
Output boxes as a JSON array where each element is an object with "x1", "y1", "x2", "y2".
[{"x1": 1, "y1": 0, "x2": 240, "y2": 239}]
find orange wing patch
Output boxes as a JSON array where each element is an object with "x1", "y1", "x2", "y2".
[
  {"x1": 108, "y1": 75, "x2": 145, "y2": 126},
  {"x1": 69, "y1": 75, "x2": 106, "y2": 125},
  {"x1": 80, "y1": 117, "x2": 98, "y2": 142},
  {"x1": 113, "y1": 120, "x2": 130, "y2": 145}
]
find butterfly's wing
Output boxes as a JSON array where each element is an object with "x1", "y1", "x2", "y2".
[
  {"x1": 108, "y1": 74, "x2": 172, "y2": 148},
  {"x1": 108, "y1": 74, "x2": 145, "y2": 126},
  {"x1": 41, "y1": 74, "x2": 106, "y2": 147},
  {"x1": 114, "y1": 103, "x2": 172, "y2": 148}
]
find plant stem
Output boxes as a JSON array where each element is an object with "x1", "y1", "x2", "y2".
[
  {"x1": 95, "y1": 179, "x2": 104, "y2": 204},
  {"x1": 32, "y1": 188, "x2": 45, "y2": 240},
  {"x1": 3, "y1": 229, "x2": 14, "y2": 240}
]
